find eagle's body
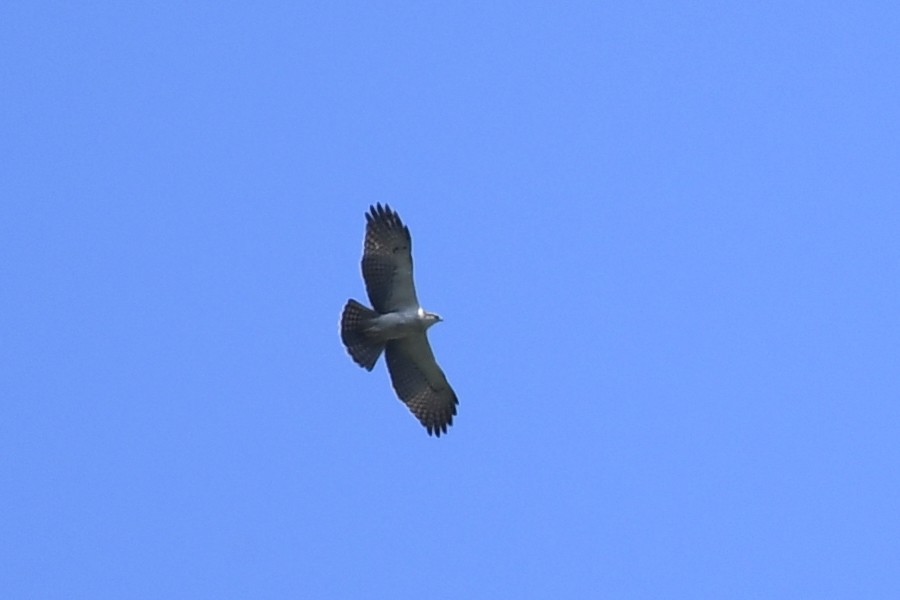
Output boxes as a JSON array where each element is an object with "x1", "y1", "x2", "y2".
[
  {"x1": 366, "y1": 307, "x2": 435, "y2": 340},
  {"x1": 340, "y1": 204, "x2": 458, "y2": 436}
]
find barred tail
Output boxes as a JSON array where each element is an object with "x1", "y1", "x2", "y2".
[{"x1": 340, "y1": 300, "x2": 384, "y2": 371}]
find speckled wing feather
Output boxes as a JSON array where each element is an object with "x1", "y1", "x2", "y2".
[
  {"x1": 385, "y1": 334, "x2": 458, "y2": 437},
  {"x1": 362, "y1": 204, "x2": 419, "y2": 313}
]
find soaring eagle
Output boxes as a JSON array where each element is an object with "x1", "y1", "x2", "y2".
[{"x1": 340, "y1": 204, "x2": 458, "y2": 436}]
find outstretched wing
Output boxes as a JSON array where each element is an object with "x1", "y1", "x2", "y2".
[
  {"x1": 385, "y1": 334, "x2": 458, "y2": 437},
  {"x1": 362, "y1": 203, "x2": 419, "y2": 313}
]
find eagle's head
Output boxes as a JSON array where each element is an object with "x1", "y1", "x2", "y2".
[{"x1": 418, "y1": 307, "x2": 443, "y2": 329}]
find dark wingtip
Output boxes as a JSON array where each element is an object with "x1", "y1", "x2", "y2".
[
  {"x1": 366, "y1": 203, "x2": 403, "y2": 227},
  {"x1": 425, "y1": 392, "x2": 458, "y2": 437},
  {"x1": 425, "y1": 418, "x2": 452, "y2": 438},
  {"x1": 364, "y1": 204, "x2": 410, "y2": 246},
  {"x1": 367, "y1": 202, "x2": 389, "y2": 218}
]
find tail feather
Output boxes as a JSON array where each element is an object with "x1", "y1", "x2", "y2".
[{"x1": 340, "y1": 300, "x2": 384, "y2": 371}]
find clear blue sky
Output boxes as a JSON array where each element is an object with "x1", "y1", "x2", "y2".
[{"x1": 3, "y1": 2, "x2": 899, "y2": 598}]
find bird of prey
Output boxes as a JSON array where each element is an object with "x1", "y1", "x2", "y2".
[{"x1": 340, "y1": 204, "x2": 458, "y2": 436}]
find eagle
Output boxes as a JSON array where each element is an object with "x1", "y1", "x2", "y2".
[{"x1": 340, "y1": 204, "x2": 458, "y2": 436}]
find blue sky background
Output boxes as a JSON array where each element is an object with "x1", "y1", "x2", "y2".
[{"x1": 3, "y1": 2, "x2": 899, "y2": 598}]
